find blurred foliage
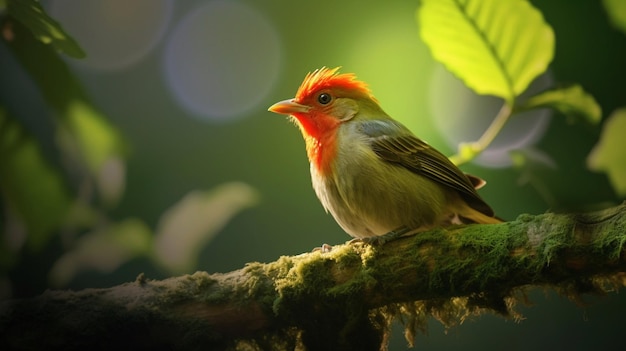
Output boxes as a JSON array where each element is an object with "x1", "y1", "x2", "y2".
[
  {"x1": 0, "y1": 107, "x2": 72, "y2": 252},
  {"x1": 4, "y1": 13, "x2": 127, "y2": 207},
  {"x1": 604, "y1": 0, "x2": 626, "y2": 34},
  {"x1": 4, "y1": 0, "x2": 84, "y2": 58},
  {"x1": 48, "y1": 217, "x2": 152, "y2": 287},
  {"x1": 153, "y1": 182, "x2": 259, "y2": 274},
  {"x1": 588, "y1": 108, "x2": 626, "y2": 196},
  {"x1": 0, "y1": 0, "x2": 258, "y2": 296},
  {"x1": 0, "y1": 0, "x2": 127, "y2": 281}
]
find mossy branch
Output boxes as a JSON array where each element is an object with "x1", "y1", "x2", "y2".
[{"x1": 2, "y1": 203, "x2": 626, "y2": 351}]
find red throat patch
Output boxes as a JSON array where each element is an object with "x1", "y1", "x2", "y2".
[
  {"x1": 290, "y1": 67, "x2": 372, "y2": 176},
  {"x1": 302, "y1": 118, "x2": 338, "y2": 176}
]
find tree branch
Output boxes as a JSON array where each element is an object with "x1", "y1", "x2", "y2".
[{"x1": 2, "y1": 203, "x2": 625, "y2": 351}]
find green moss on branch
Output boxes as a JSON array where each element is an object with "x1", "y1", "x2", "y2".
[{"x1": 1, "y1": 204, "x2": 625, "y2": 351}]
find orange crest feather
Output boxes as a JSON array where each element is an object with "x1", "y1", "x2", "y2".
[{"x1": 295, "y1": 67, "x2": 374, "y2": 102}]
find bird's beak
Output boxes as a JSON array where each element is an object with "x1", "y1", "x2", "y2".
[{"x1": 268, "y1": 99, "x2": 310, "y2": 115}]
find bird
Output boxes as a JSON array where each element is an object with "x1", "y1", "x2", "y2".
[{"x1": 268, "y1": 67, "x2": 501, "y2": 241}]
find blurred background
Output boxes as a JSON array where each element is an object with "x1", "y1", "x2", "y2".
[{"x1": 1, "y1": 0, "x2": 625, "y2": 349}]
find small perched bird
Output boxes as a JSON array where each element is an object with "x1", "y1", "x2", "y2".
[{"x1": 268, "y1": 67, "x2": 501, "y2": 240}]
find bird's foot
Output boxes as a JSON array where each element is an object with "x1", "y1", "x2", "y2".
[
  {"x1": 350, "y1": 227, "x2": 413, "y2": 246},
  {"x1": 312, "y1": 243, "x2": 334, "y2": 253},
  {"x1": 315, "y1": 227, "x2": 417, "y2": 252}
]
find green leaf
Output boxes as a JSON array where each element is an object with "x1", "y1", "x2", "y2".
[
  {"x1": 515, "y1": 84, "x2": 602, "y2": 124},
  {"x1": 0, "y1": 108, "x2": 72, "y2": 251},
  {"x1": 7, "y1": 0, "x2": 85, "y2": 58},
  {"x1": 418, "y1": 0, "x2": 555, "y2": 103},
  {"x1": 604, "y1": 0, "x2": 626, "y2": 35},
  {"x1": 587, "y1": 108, "x2": 626, "y2": 197},
  {"x1": 154, "y1": 183, "x2": 259, "y2": 274},
  {"x1": 48, "y1": 218, "x2": 152, "y2": 287}
]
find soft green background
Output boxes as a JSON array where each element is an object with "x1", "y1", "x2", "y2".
[{"x1": 2, "y1": 0, "x2": 626, "y2": 349}]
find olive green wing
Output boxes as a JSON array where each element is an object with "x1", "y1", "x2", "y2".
[{"x1": 370, "y1": 133, "x2": 494, "y2": 217}]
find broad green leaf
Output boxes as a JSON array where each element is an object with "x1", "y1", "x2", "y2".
[
  {"x1": 515, "y1": 84, "x2": 602, "y2": 124},
  {"x1": 6, "y1": 20, "x2": 127, "y2": 205},
  {"x1": 587, "y1": 108, "x2": 626, "y2": 196},
  {"x1": 0, "y1": 108, "x2": 72, "y2": 251},
  {"x1": 7, "y1": 0, "x2": 85, "y2": 58},
  {"x1": 154, "y1": 183, "x2": 259, "y2": 274},
  {"x1": 604, "y1": 0, "x2": 626, "y2": 35},
  {"x1": 48, "y1": 218, "x2": 152, "y2": 287},
  {"x1": 418, "y1": 0, "x2": 555, "y2": 103}
]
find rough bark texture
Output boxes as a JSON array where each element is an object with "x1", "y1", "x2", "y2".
[{"x1": 1, "y1": 203, "x2": 625, "y2": 351}]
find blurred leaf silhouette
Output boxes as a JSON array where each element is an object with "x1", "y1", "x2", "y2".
[
  {"x1": 154, "y1": 182, "x2": 260, "y2": 274},
  {"x1": 48, "y1": 182, "x2": 259, "y2": 285},
  {"x1": 48, "y1": 218, "x2": 152, "y2": 287},
  {"x1": 0, "y1": 0, "x2": 259, "y2": 293},
  {"x1": 604, "y1": 0, "x2": 626, "y2": 35},
  {"x1": 0, "y1": 108, "x2": 72, "y2": 253},
  {"x1": 5, "y1": 17, "x2": 126, "y2": 208},
  {"x1": 1, "y1": 2, "x2": 125, "y2": 256},
  {"x1": 5, "y1": 0, "x2": 85, "y2": 58},
  {"x1": 588, "y1": 108, "x2": 626, "y2": 196}
]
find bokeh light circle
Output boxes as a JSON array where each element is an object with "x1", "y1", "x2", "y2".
[
  {"x1": 163, "y1": 0, "x2": 282, "y2": 122},
  {"x1": 49, "y1": 0, "x2": 173, "y2": 71},
  {"x1": 429, "y1": 66, "x2": 553, "y2": 168}
]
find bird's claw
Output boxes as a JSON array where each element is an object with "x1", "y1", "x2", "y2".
[
  {"x1": 312, "y1": 243, "x2": 334, "y2": 253},
  {"x1": 350, "y1": 227, "x2": 414, "y2": 246},
  {"x1": 314, "y1": 227, "x2": 414, "y2": 252}
]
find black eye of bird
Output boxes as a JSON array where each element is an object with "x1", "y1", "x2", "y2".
[{"x1": 317, "y1": 93, "x2": 332, "y2": 105}]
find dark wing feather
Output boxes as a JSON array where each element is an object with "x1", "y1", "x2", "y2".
[{"x1": 369, "y1": 133, "x2": 494, "y2": 216}]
